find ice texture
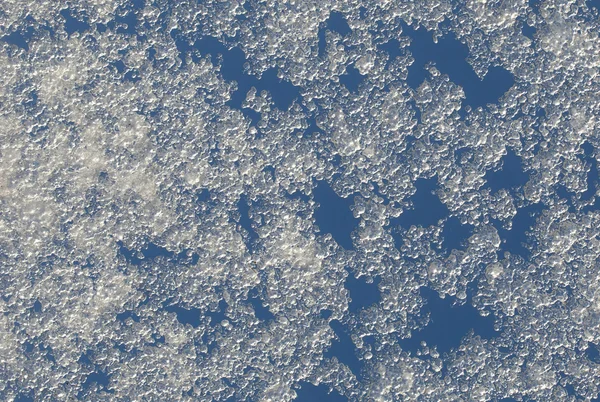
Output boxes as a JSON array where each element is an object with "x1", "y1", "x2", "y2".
[{"x1": 1, "y1": 0, "x2": 600, "y2": 401}]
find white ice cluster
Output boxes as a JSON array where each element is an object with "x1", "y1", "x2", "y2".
[{"x1": 1, "y1": 0, "x2": 600, "y2": 401}]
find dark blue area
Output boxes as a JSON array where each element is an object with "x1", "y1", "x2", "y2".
[
  {"x1": 586, "y1": 343, "x2": 600, "y2": 364},
  {"x1": 313, "y1": 181, "x2": 358, "y2": 250},
  {"x1": 301, "y1": 118, "x2": 323, "y2": 140},
  {"x1": 327, "y1": 12, "x2": 352, "y2": 36},
  {"x1": 107, "y1": 0, "x2": 145, "y2": 37},
  {"x1": 117, "y1": 241, "x2": 166, "y2": 265},
  {"x1": 245, "y1": 108, "x2": 262, "y2": 126},
  {"x1": 237, "y1": 194, "x2": 259, "y2": 252},
  {"x1": 196, "y1": 188, "x2": 218, "y2": 214},
  {"x1": 79, "y1": 370, "x2": 112, "y2": 397},
  {"x1": 123, "y1": 69, "x2": 141, "y2": 83},
  {"x1": 2, "y1": 28, "x2": 34, "y2": 51},
  {"x1": 371, "y1": 182, "x2": 390, "y2": 205},
  {"x1": 378, "y1": 39, "x2": 403, "y2": 67},
  {"x1": 163, "y1": 299, "x2": 228, "y2": 329},
  {"x1": 503, "y1": 399, "x2": 537, "y2": 402},
  {"x1": 263, "y1": 166, "x2": 275, "y2": 181},
  {"x1": 114, "y1": 342, "x2": 139, "y2": 355},
  {"x1": 324, "y1": 320, "x2": 363, "y2": 380},
  {"x1": 116, "y1": 310, "x2": 140, "y2": 323},
  {"x1": 442, "y1": 216, "x2": 473, "y2": 252},
  {"x1": 403, "y1": 23, "x2": 514, "y2": 108},
  {"x1": 484, "y1": 149, "x2": 529, "y2": 194},
  {"x1": 359, "y1": 6, "x2": 367, "y2": 19},
  {"x1": 83, "y1": 370, "x2": 110, "y2": 387},
  {"x1": 318, "y1": 11, "x2": 352, "y2": 56},
  {"x1": 320, "y1": 309, "x2": 333, "y2": 319},
  {"x1": 339, "y1": 64, "x2": 366, "y2": 93},
  {"x1": 564, "y1": 383, "x2": 582, "y2": 399},
  {"x1": 588, "y1": 0, "x2": 600, "y2": 11},
  {"x1": 172, "y1": 35, "x2": 301, "y2": 111},
  {"x1": 32, "y1": 300, "x2": 42, "y2": 313},
  {"x1": 394, "y1": 177, "x2": 449, "y2": 228},
  {"x1": 148, "y1": 333, "x2": 166, "y2": 347},
  {"x1": 252, "y1": 68, "x2": 301, "y2": 110},
  {"x1": 110, "y1": 60, "x2": 127, "y2": 76},
  {"x1": 535, "y1": 106, "x2": 546, "y2": 119},
  {"x1": 61, "y1": 9, "x2": 91, "y2": 36},
  {"x1": 529, "y1": 0, "x2": 542, "y2": 14},
  {"x1": 398, "y1": 287, "x2": 498, "y2": 355},
  {"x1": 581, "y1": 142, "x2": 597, "y2": 199},
  {"x1": 496, "y1": 203, "x2": 544, "y2": 258},
  {"x1": 78, "y1": 351, "x2": 93, "y2": 366},
  {"x1": 344, "y1": 269, "x2": 381, "y2": 313},
  {"x1": 23, "y1": 341, "x2": 34, "y2": 353},
  {"x1": 118, "y1": 241, "x2": 162, "y2": 264},
  {"x1": 39, "y1": 343, "x2": 56, "y2": 363},
  {"x1": 247, "y1": 288, "x2": 275, "y2": 322},
  {"x1": 163, "y1": 304, "x2": 201, "y2": 327},
  {"x1": 14, "y1": 393, "x2": 34, "y2": 402},
  {"x1": 221, "y1": 378, "x2": 236, "y2": 391},
  {"x1": 293, "y1": 382, "x2": 347, "y2": 402},
  {"x1": 248, "y1": 297, "x2": 274, "y2": 321},
  {"x1": 522, "y1": 22, "x2": 536, "y2": 40},
  {"x1": 207, "y1": 299, "x2": 229, "y2": 327},
  {"x1": 22, "y1": 90, "x2": 38, "y2": 110},
  {"x1": 142, "y1": 243, "x2": 174, "y2": 259},
  {"x1": 196, "y1": 188, "x2": 212, "y2": 203}
]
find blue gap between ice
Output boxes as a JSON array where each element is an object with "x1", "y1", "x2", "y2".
[
  {"x1": 339, "y1": 64, "x2": 366, "y2": 93},
  {"x1": 2, "y1": 26, "x2": 35, "y2": 51},
  {"x1": 402, "y1": 22, "x2": 514, "y2": 109},
  {"x1": 483, "y1": 149, "x2": 529, "y2": 194},
  {"x1": 587, "y1": 0, "x2": 600, "y2": 12},
  {"x1": 495, "y1": 203, "x2": 545, "y2": 259},
  {"x1": 247, "y1": 287, "x2": 275, "y2": 322},
  {"x1": 162, "y1": 299, "x2": 228, "y2": 328},
  {"x1": 522, "y1": 21, "x2": 536, "y2": 40},
  {"x1": 170, "y1": 33, "x2": 302, "y2": 112},
  {"x1": 398, "y1": 287, "x2": 498, "y2": 355},
  {"x1": 14, "y1": 393, "x2": 34, "y2": 402},
  {"x1": 237, "y1": 194, "x2": 259, "y2": 252},
  {"x1": 323, "y1": 320, "x2": 364, "y2": 380},
  {"x1": 293, "y1": 382, "x2": 348, "y2": 402},
  {"x1": 344, "y1": 268, "x2": 381, "y2": 313},
  {"x1": 586, "y1": 342, "x2": 600, "y2": 364},
  {"x1": 441, "y1": 216, "x2": 474, "y2": 253},
  {"x1": 318, "y1": 11, "x2": 352, "y2": 57},
  {"x1": 77, "y1": 369, "x2": 114, "y2": 399},
  {"x1": 61, "y1": 9, "x2": 91, "y2": 36},
  {"x1": 581, "y1": 142, "x2": 600, "y2": 212},
  {"x1": 313, "y1": 181, "x2": 359, "y2": 250},
  {"x1": 393, "y1": 177, "x2": 449, "y2": 229},
  {"x1": 107, "y1": 0, "x2": 145, "y2": 37}
]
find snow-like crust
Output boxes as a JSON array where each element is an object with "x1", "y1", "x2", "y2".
[{"x1": 1, "y1": 0, "x2": 600, "y2": 400}]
